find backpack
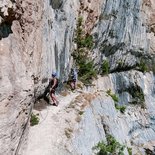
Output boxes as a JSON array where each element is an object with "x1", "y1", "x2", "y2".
[{"x1": 49, "y1": 78, "x2": 59, "y2": 89}]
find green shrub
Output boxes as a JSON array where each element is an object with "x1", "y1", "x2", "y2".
[
  {"x1": 136, "y1": 58, "x2": 155, "y2": 74},
  {"x1": 134, "y1": 90, "x2": 145, "y2": 103},
  {"x1": 115, "y1": 104, "x2": 126, "y2": 113},
  {"x1": 101, "y1": 60, "x2": 109, "y2": 75},
  {"x1": 93, "y1": 135, "x2": 125, "y2": 155},
  {"x1": 30, "y1": 113, "x2": 39, "y2": 126},
  {"x1": 127, "y1": 147, "x2": 132, "y2": 155},
  {"x1": 75, "y1": 33, "x2": 93, "y2": 49},
  {"x1": 75, "y1": 16, "x2": 93, "y2": 49},
  {"x1": 74, "y1": 17, "x2": 83, "y2": 49},
  {"x1": 73, "y1": 16, "x2": 96, "y2": 84},
  {"x1": 106, "y1": 89, "x2": 119, "y2": 102},
  {"x1": 77, "y1": 16, "x2": 83, "y2": 26},
  {"x1": 106, "y1": 89, "x2": 111, "y2": 95},
  {"x1": 111, "y1": 94, "x2": 119, "y2": 102},
  {"x1": 78, "y1": 60, "x2": 97, "y2": 84},
  {"x1": 81, "y1": 35, "x2": 93, "y2": 49},
  {"x1": 130, "y1": 87, "x2": 145, "y2": 108},
  {"x1": 120, "y1": 106, "x2": 126, "y2": 113},
  {"x1": 138, "y1": 59, "x2": 148, "y2": 73},
  {"x1": 127, "y1": 84, "x2": 145, "y2": 108}
]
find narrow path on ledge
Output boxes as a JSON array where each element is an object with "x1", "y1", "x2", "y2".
[{"x1": 24, "y1": 91, "x2": 79, "y2": 155}]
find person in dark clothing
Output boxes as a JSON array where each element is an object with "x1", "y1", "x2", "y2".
[
  {"x1": 49, "y1": 72, "x2": 59, "y2": 106},
  {"x1": 70, "y1": 68, "x2": 78, "y2": 90},
  {"x1": 37, "y1": 72, "x2": 59, "y2": 105}
]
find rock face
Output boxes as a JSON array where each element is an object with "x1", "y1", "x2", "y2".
[
  {"x1": 0, "y1": 0, "x2": 78, "y2": 154},
  {"x1": 23, "y1": 72, "x2": 155, "y2": 155},
  {"x1": 71, "y1": 71, "x2": 155, "y2": 155},
  {"x1": 0, "y1": 0, "x2": 155, "y2": 155},
  {"x1": 93, "y1": 0, "x2": 155, "y2": 72}
]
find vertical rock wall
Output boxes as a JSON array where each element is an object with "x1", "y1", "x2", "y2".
[
  {"x1": 93, "y1": 0, "x2": 155, "y2": 72},
  {"x1": 59, "y1": 0, "x2": 155, "y2": 154},
  {"x1": 0, "y1": 0, "x2": 155, "y2": 154},
  {"x1": 71, "y1": 71, "x2": 155, "y2": 155},
  {"x1": 0, "y1": 0, "x2": 78, "y2": 154}
]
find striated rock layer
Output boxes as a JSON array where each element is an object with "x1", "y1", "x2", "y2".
[
  {"x1": 0, "y1": 0, "x2": 155, "y2": 154},
  {"x1": 0, "y1": 0, "x2": 78, "y2": 154},
  {"x1": 93, "y1": 0, "x2": 155, "y2": 72},
  {"x1": 71, "y1": 71, "x2": 155, "y2": 155}
]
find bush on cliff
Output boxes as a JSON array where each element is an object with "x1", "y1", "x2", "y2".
[
  {"x1": 30, "y1": 113, "x2": 39, "y2": 126},
  {"x1": 73, "y1": 16, "x2": 96, "y2": 84},
  {"x1": 93, "y1": 134, "x2": 125, "y2": 155}
]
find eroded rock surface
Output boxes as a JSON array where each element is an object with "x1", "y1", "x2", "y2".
[
  {"x1": 0, "y1": 0, "x2": 155, "y2": 155},
  {"x1": 0, "y1": 0, "x2": 78, "y2": 154}
]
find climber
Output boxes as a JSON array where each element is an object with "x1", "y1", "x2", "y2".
[
  {"x1": 49, "y1": 71, "x2": 59, "y2": 106},
  {"x1": 70, "y1": 68, "x2": 78, "y2": 90}
]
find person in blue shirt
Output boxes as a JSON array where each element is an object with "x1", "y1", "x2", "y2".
[{"x1": 70, "y1": 68, "x2": 78, "y2": 90}]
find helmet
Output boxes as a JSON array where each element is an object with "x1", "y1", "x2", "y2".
[{"x1": 52, "y1": 71, "x2": 57, "y2": 77}]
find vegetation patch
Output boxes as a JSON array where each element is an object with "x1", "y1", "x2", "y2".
[
  {"x1": 72, "y1": 16, "x2": 97, "y2": 84},
  {"x1": 136, "y1": 57, "x2": 155, "y2": 74},
  {"x1": 127, "y1": 147, "x2": 132, "y2": 155},
  {"x1": 106, "y1": 89, "x2": 125, "y2": 113},
  {"x1": 101, "y1": 60, "x2": 109, "y2": 75},
  {"x1": 74, "y1": 17, "x2": 94, "y2": 49},
  {"x1": 78, "y1": 60, "x2": 97, "y2": 84},
  {"x1": 83, "y1": 35, "x2": 93, "y2": 49},
  {"x1": 106, "y1": 89, "x2": 119, "y2": 102},
  {"x1": 115, "y1": 104, "x2": 126, "y2": 113},
  {"x1": 137, "y1": 59, "x2": 148, "y2": 73},
  {"x1": 127, "y1": 85, "x2": 145, "y2": 108},
  {"x1": 30, "y1": 113, "x2": 39, "y2": 126},
  {"x1": 93, "y1": 134, "x2": 125, "y2": 155}
]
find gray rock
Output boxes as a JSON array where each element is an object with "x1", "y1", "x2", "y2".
[
  {"x1": 0, "y1": 0, "x2": 78, "y2": 154},
  {"x1": 0, "y1": 0, "x2": 155, "y2": 154},
  {"x1": 93, "y1": 0, "x2": 155, "y2": 72},
  {"x1": 71, "y1": 72, "x2": 155, "y2": 155}
]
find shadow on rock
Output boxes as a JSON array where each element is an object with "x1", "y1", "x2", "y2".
[
  {"x1": 0, "y1": 22, "x2": 12, "y2": 40},
  {"x1": 34, "y1": 99, "x2": 49, "y2": 111}
]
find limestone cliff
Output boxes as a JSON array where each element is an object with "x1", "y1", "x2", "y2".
[
  {"x1": 0, "y1": 0, "x2": 78, "y2": 154},
  {"x1": 0, "y1": 0, "x2": 155, "y2": 155}
]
